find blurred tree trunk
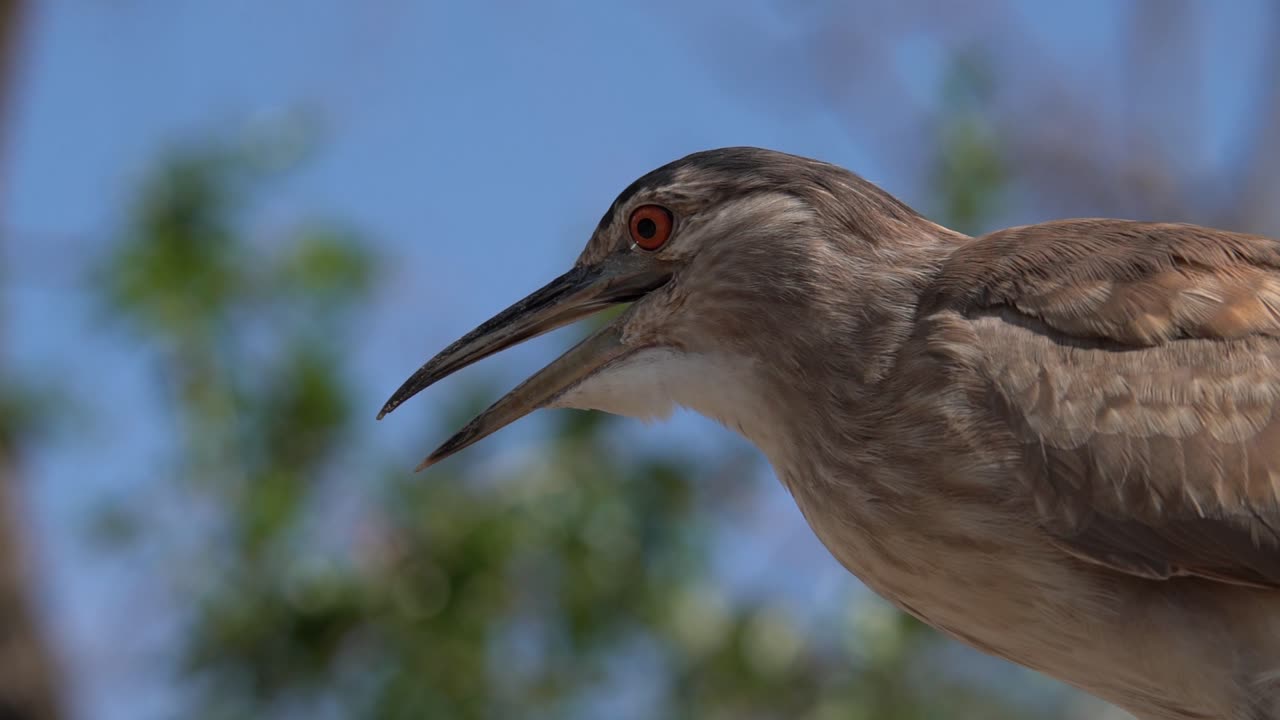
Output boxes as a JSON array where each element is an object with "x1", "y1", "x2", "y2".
[{"x1": 0, "y1": 2, "x2": 64, "y2": 719}]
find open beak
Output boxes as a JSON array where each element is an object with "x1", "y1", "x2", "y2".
[{"x1": 378, "y1": 253, "x2": 671, "y2": 470}]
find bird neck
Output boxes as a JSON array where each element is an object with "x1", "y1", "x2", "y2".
[{"x1": 716, "y1": 228, "x2": 962, "y2": 481}]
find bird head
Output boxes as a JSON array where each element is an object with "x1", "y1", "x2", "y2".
[{"x1": 379, "y1": 147, "x2": 949, "y2": 469}]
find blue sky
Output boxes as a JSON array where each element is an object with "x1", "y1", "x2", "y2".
[{"x1": 5, "y1": 2, "x2": 1273, "y2": 717}]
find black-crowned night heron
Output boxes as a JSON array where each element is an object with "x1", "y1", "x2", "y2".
[{"x1": 379, "y1": 147, "x2": 1280, "y2": 720}]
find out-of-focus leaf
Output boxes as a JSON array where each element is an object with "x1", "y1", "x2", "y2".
[{"x1": 276, "y1": 226, "x2": 374, "y2": 305}]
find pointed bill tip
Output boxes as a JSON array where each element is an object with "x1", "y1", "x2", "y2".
[
  {"x1": 406, "y1": 324, "x2": 628, "y2": 473},
  {"x1": 414, "y1": 444, "x2": 453, "y2": 471},
  {"x1": 376, "y1": 398, "x2": 400, "y2": 420},
  {"x1": 378, "y1": 367, "x2": 436, "y2": 421},
  {"x1": 414, "y1": 423, "x2": 481, "y2": 472}
]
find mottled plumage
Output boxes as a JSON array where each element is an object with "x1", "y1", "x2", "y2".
[
  {"x1": 921, "y1": 220, "x2": 1280, "y2": 589},
  {"x1": 381, "y1": 147, "x2": 1280, "y2": 720}
]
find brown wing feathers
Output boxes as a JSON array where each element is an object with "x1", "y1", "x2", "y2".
[
  {"x1": 924, "y1": 219, "x2": 1280, "y2": 588},
  {"x1": 925, "y1": 220, "x2": 1280, "y2": 346}
]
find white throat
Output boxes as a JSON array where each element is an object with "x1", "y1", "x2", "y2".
[{"x1": 549, "y1": 347, "x2": 788, "y2": 461}]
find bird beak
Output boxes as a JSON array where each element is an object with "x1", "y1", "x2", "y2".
[{"x1": 378, "y1": 254, "x2": 671, "y2": 470}]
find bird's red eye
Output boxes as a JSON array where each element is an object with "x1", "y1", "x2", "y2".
[{"x1": 629, "y1": 205, "x2": 673, "y2": 251}]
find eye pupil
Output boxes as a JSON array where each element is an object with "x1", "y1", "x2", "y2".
[
  {"x1": 636, "y1": 218, "x2": 657, "y2": 239},
  {"x1": 628, "y1": 204, "x2": 672, "y2": 250}
]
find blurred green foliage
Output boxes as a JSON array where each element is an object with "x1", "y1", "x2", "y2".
[
  {"x1": 0, "y1": 380, "x2": 50, "y2": 454},
  {"x1": 933, "y1": 53, "x2": 1006, "y2": 236},
  {"x1": 93, "y1": 124, "x2": 1059, "y2": 719}
]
